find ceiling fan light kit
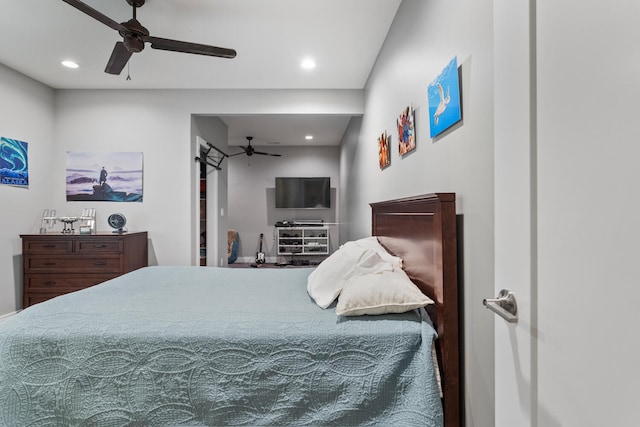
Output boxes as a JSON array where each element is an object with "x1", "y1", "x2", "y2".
[{"x1": 62, "y1": 0, "x2": 236, "y2": 76}]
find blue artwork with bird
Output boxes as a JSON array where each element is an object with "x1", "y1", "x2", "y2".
[{"x1": 428, "y1": 57, "x2": 462, "y2": 138}]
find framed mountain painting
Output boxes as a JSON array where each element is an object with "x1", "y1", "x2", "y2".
[{"x1": 66, "y1": 151, "x2": 143, "y2": 202}]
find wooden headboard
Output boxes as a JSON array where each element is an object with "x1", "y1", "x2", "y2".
[{"x1": 371, "y1": 193, "x2": 460, "y2": 427}]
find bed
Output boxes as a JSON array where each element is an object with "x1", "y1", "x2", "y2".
[{"x1": 0, "y1": 193, "x2": 460, "y2": 426}]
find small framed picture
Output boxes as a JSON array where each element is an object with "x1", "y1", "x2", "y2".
[
  {"x1": 79, "y1": 225, "x2": 92, "y2": 234},
  {"x1": 378, "y1": 131, "x2": 390, "y2": 170},
  {"x1": 397, "y1": 104, "x2": 416, "y2": 156}
]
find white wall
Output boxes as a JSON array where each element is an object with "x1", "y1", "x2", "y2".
[
  {"x1": 341, "y1": 1, "x2": 495, "y2": 425},
  {"x1": 0, "y1": 88, "x2": 362, "y2": 316},
  {"x1": 50, "y1": 89, "x2": 360, "y2": 268},
  {"x1": 0, "y1": 64, "x2": 55, "y2": 314},
  {"x1": 53, "y1": 89, "x2": 202, "y2": 267},
  {"x1": 339, "y1": 116, "x2": 362, "y2": 241},
  {"x1": 228, "y1": 145, "x2": 340, "y2": 263},
  {"x1": 192, "y1": 116, "x2": 228, "y2": 267}
]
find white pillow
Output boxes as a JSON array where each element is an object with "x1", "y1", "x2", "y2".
[
  {"x1": 307, "y1": 241, "x2": 393, "y2": 308},
  {"x1": 353, "y1": 236, "x2": 403, "y2": 269},
  {"x1": 335, "y1": 267, "x2": 434, "y2": 316}
]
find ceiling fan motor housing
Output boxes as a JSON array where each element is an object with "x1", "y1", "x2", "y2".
[
  {"x1": 126, "y1": 0, "x2": 145, "y2": 7},
  {"x1": 123, "y1": 34, "x2": 144, "y2": 52},
  {"x1": 121, "y1": 19, "x2": 149, "y2": 52}
]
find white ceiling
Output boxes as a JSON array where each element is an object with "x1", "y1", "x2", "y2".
[
  {"x1": 221, "y1": 115, "x2": 354, "y2": 148},
  {"x1": 0, "y1": 0, "x2": 401, "y2": 147}
]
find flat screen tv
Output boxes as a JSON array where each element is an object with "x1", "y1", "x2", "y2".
[{"x1": 275, "y1": 177, "x2": 330, "y2": 209}]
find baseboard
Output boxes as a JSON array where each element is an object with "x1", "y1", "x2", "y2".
[{"x1": 0, "y1": 310, "x2": 21, "y2": 322}]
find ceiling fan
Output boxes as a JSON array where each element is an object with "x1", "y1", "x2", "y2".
[
  {"x1": 61, "y1": 0, "x2": 237, "y2": 75},
  {"x1": 230, "y1": 137, "x2": 282, "y2": 157}
]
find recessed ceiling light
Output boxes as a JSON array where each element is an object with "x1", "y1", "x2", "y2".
[
  {"x1": 305, "y1": 135, "x2": 314, "y2": 140},
  {"x1": 61, "y1": 60, "x2": 79, "y2": 69},
  {"x1": 301, "y1": 58, "x2": 316, "y2": 70}
]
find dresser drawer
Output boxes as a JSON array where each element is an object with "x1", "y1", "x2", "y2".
[
  {"x1": 76, "y1": 240, "x2": 123, "y2": 253},
  {"x1": 25, "y1": 290, "x2": 78, "y2": 306},
  {"x1": 24, "y1": 256, "x2": 122, "y2": 273},
  {"x1": 25, "y1": 274, "x2": 118, "y2": 291},
  {"x1": 23, "y1": 239, "x2": 73, "y2": 254},
  {"x1": 21, "y1": 231, "x2": 148, "y2": 308}
]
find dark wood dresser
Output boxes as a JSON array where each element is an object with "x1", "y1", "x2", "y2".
[{"x1": 21, "y1": 231, "x2": 148, "y2": 308}]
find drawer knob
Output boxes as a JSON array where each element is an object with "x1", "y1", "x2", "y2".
[
  {"x1": 43, "y1": 281, "x2": 56, "y2": 286},
  {"x1": 93, "y1": 245, "x2": 107, "y2": 248},
  {"x1": 42, "y1": 244, "x2": 56, "y2": 248},
  {"x1": 93, "y1": 261, "x2": 107, "y2": 266},
  {"x1": 43, "y1": 262, "x2": 57, "y2": 266}
]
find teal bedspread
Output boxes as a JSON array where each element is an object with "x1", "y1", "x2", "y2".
[{"x1": 0, "y1": 266, "x2": 442, "y2": 426}]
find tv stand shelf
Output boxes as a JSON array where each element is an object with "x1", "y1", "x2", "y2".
[{"x1": 277, "y1": 226, "x2": 329, "y2": 256}]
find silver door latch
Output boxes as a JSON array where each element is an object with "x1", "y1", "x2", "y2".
[{"x1": 483, "y1": 289, "x2": 518, "y2": 323}]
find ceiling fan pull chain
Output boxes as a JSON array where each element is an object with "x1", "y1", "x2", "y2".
[{"x1": 126, "y1": 62, "x2": 131, "y2": 81}]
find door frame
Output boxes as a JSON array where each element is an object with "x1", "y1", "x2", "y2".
[{"x1": 493, "y1": 0, "x2": 538, "y2": 425}]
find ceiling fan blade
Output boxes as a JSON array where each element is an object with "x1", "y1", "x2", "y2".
[
  {"x1": 62, "y1": 0, "x2": 127, "y2": 32},
  {"x1": 105, "y1": 42, "x2": 133, "y2": 75},
  {"x1": 145, "y1": 36, "x2": 237, "y2": 58},
  {"x1": 253, "y1": 151, "x2": 282, "y2": 157},
  {"x1": 227, "y1": 146, "x2": 248, "y2": 157}
]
